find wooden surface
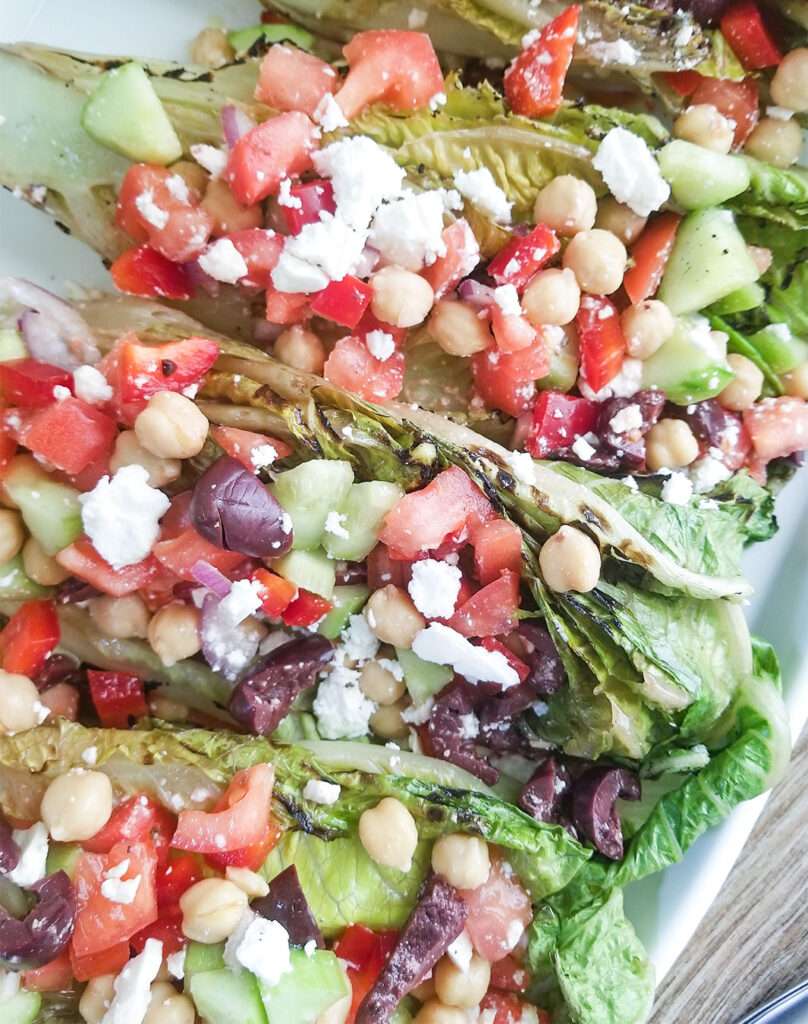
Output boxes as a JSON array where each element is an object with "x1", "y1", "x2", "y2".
[{"x1": 652, "y1": 728, "x2": 808, "y2": 1023}]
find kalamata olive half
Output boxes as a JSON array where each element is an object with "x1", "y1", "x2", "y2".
[
  {"x1": 0, "y1": 816, "x2": 20, "y2": 874},
  {"x1": 572, "y1": 765, "x2": 640, "y2": 861},
  {"x1": 251, "y1": 865, "x2": 324, "y2": 948},
  {"x1": 0, "y1": 870, "x2": 77, "y2": 969},
  {"x1": 190, "y1": 455, "x2": 293, "y2": 557}
]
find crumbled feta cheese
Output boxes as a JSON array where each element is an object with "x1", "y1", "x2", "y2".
[
  {"x1": 505, "y1": 919, "x2": 526, "y2": 950},
  {"x1": 459, "y1": 712, "x2": 480, "y2": 739},
  {"x1": 446, "y1": 931, "x2": 473, "y2": 973},
  {"x1": 407, "y1": 558, "x2": 462, "y2": 618},
  {"x1": 768, "y1": 322, "x2": 792, "y2": 341},
  {"x1": 508, "y1": 450, "x2": 535, "y2": 485},
  {"x1": 166, "y1": 948, "x2": 186, "y2": 980},
  {"x1": 492, "y1": 283, "x2": 522, "y2": 318},
  {"x1": 365, "y1": 330, "x2": 396, "y2": 362},
  {"x1": 271, "y1": 251, "x2": 330, "y2": 294},
  {"x1": 190, "y1": 143, "x2": 228, "y2": 179},
  {"x1": 571, "y1": 434, "x2": 597, "y2": 461},
  {"x1": 302, "y1": 779, "x2": 341, "y2": 805},
  {"x1": 401, "y1": 696, "x2": 434, "y2": 725},
  {"x1": 429, "y1": 92, "x2": 447, "y2": 110},
  {"x1": 251, "y1": 443, "x2": 278, "y2": 469},
  {"x1": 0, "y1": 970, "x2": 20, "y2": 1003},
  {"x1": 621, "y1": 475, "x2": 639, "y2": 492},
  {"x1": 52, "y1": 384, "x2": 71, "y2": 401},
  {"x1": 592, "y1": 127, "x2": 670, "y2": 217},
  {"x1": 454, "y1": 167, "x2": 513, "y2": 224},
  {"x1": 324, "y1": 510, "x2": 350, "y2": 539},
  {"x1": 199, "y1": 238, "x2": 249, "y2": 284},
  {"x1": 313, "y1": 662, "x2": 376, "y2": 738},
  {"x1": 674, "y1": 22, "x2": 694, "y2": 47},
  {"x1": 377, "y1": 657, "x2": 404, "y2": 681},
  {"x1": 341, "y1": 614, "x2": 380, "y2": 662},
  {"x1": 370, "y1": 191, "x2": 448, "y2": 270},
  {"x1": 660, "y1": 471, "x2": 693, "y2": 506},
  {"x1": 82, "y1": 745, "x2": 98, "y2": 765},
  {"x1": 6, "y1": 822, "x2": 48, "y2": 887},
  {"x1": 275, "y1": 213, "x2": 368, "y2": 291},
  {"x1": 587, "y1": 39, "x2": 638, "y2": 65},
  {"x1": 219, "y1": 578, "x2": 263, "y2": 625},
  {"x1": 313, "y1": 93, "x2": 349, "y2": 132},
  {"x1": 313, "y1": 136, "x2": 404, "y2": 230},
  {"x1": 277, "y1": 177, "x2": 303, "y2": 209},
  {"x1": 608, "y1": 403, "x2": 643, "y2": 435},
  {"x1": 579, "y1": 357, "x2": 643, "y2": 401},
  {"x1": 73, "y1": 364, "x2": 113, "y2": 405},
  {"x1": 230, "y1": 914, "x2": 292, "y2": 988},
  {"x1": 80, "y1": 465, "x2": 170, "y2": 569},
  {"x1": 134, "y1": 190, "x2": 168, "y2": 229},
  {"x1": 304, "y1": 939, "x2": 317, "y2": 957},
  {"x1": 100, "y1": 938, "x2": 162, "y2": 1024},
  {"x1": 412, "y1": 623, "x2": 520, "y2": 689},
  {"x1": 101, "y1": 869, "x2": 142, "y2": 905},
  {"x1": 689, "y1": 456, "x2": 731, "y2": 494}
]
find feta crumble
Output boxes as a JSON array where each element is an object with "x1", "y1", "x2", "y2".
[
  {"x1": 100, "y1": 938, "x2": 162, "y2": 1024},
  {"x1": 313, "y1": 662, "x2": 376, "y2": 739},
  {"x1": 79, "y1": 465, "x2": 170, "y2": 569},
  {"x1": 370, "y1": 191, "x2": 448, "y2": 270},
  {"x1": 275, "y1": 213, "x2": 368, "y2": 291},
  {"x1": 342, "y1": 614, "x2": 380, "y2": 662},
  {"x1": 198, "y1": 238, "x2": 249, "y2": 284},
  {"x1": 571, "y1": 434, "x2": 597, "y2": 461},
  {"x1": 492, "y1": 283, "x2": 522, "y2": 318},
  {"x1": 313, "y1": 93, "x2": 349, "y2": 132},
  {"x1": 592, "y1": 127, "x2": 670, "y2": 217},
  {"x1": 302, "y1": 779, "x2": 341, "y2": 805},
  {"x1": 229, "y1": 913, "x2": 292, "y2": 988},
  {"x1": 660, "y1": 471, "x2": 694, "y2": 506},
  {"x1": 190, "y1": 143, "x2": 228, "y2": 179},
  {"x1": 454, "y1": 167, "x2": 513, "y2": 224},
  {"x1": 407, "y1": 558, "x2": 462, "y2": 619},
  {"x1": 6, "y1": 822, "x2": 49, "y2": 887},
  {"x1": 277, "y1": 177, "x2": 303, "y2": 209},
  {"x1": 366, "y1": 329, "x2": 396, "y2": 362},
  {"x1": 134, "y1": 190, "x2": 168, "y2": 230},
  {"x1": 166, "y1": 948, "x2": 186, "y2": 980},
  {"x1": 446, "y1": 931, "x2": 473, "y2": 973},
  {"x1": 324, "y1": 510, "x2": 350, "y2": 539},
  {"x1": 73, "y1": 365, "x2": 113, "y2": 405},
  {"x1": 412, "y1": 623, "x2": 520, "y2": 689},
  {"x1": 313, "y1": 136, "x2": 404, "y2": 230}
]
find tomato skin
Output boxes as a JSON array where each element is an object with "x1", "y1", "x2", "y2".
[
  {"x1": 210, "y1": 424, "x2": 293, "y2": 470},
  {"x1": 152, "y1": 527, "x2": 247, "y2": 581},
  {"x1": 333, "y1": 925, "x2": 398, "y2": 1024},
  {"x1": 205, "y1": 822, "x2": 282, "y2": 872},
  {"x1": 479, "y1": 637, "x2": 530, "y2": 682},
  {"x1": 472, "y1": 332, "x2": 552, "y2": 418},
  {"x1": 504, "y1": 6, "x2": 579, "y2": 118},
  {"x1": 720, "y1": 0, "x2": 782, "y2": 70},
  {"x1": 623, "y1": 213, "x2": 681, "y2": 305},
  {"x1": 0, "y1": 359, "x2": 73, "y2": 406},
  {"x1": 130, "y1": 909, "x2": 186, "y2": 956},
  {"x1": 743, "y1": 396, "x2": 808, "y2": 463},
  {"x1": 256, "y1": 44, "x2": 339, "y2": 117},
  {"x1": 489, "y1": 954, "x2": 530, "y2": 992},
  {"x1": 56, "y1": 539, "x2": 172, "y2": 598},
  {"x1": 69, "y1": 940, "x2": 131, "y2": 983},
  {"x1": 576, "y1": 295, "x2": 626, "y2": 395},
  {"x1": 0, "y1": 599, "x2": 60, "y2": 678},
  {"x1": 461, "y1": 853, "x2": 533, "y2": 962},
  {"x1": 281, "y1": 180, "x2": 337, "y2": 235},
  {"x1": 281, "y1": 589, "x2": 333, "y2": 627},
  {"x1": 491, "y1": 304, "x2": 540, "y2": 354},
  {"x1": 323, "y1": 336, "x2": 405, "y2": 402},
  {"x1": 526, "y1": 390, "x2": 599, "y2": 458},
  {"x1": 82, "y1": 795, "x2": 176, "y2": 864},
  {"x1": 488, "y1": 224, "x2": 560, "y2": 290},
  {"x1": 252, "y1": 568, "x2": 298, "y2": 617},
  {"x1": 117, "y1": 334, "x2": 219, "y2": 404},
  {"x1": 226, "y1": 228, "x2": 284, "y2": 289},
  {"x1": 481, "y1": 991, "x2": 550, "y2": 1024},
  {"x1": 86, "y1": 671, "x2": 149, "y2": 730},
  {"x1": 660, "y1": 70, "x2": 704, "y2": 97},
  {"x1": 447, "y1": 569, "x2": 520, "y2": 638},
  {"x1": 422, "y1": 219, "x2": 480, "y2": 300},
  {"x1": 5, "y1": 397, "x2": 117, "y2": 476},
  {"x1": 226, "y1": 112, "x2": 319, "y2": 207},
  {"x1": 116, "y1": 164, "x2": 213, "y2": 263},
  {"x1": 473, "y1": 519, "x2": 523, "y2": 585},
  {"x1": 111, "y1": 243, "x2": 195, "y2": 301},
  {"x1": 21, "y1": 948, "x2": 74, "y2": 992},
  {"x1": 691, "y1": 75, "x2": 759, "y2": 146},
  {"x1": 310, "y1": 275, "x2": 373, "y2": 328},
  {"x1": 171, "y1": 763, "x2": 275, "y2": 854}
]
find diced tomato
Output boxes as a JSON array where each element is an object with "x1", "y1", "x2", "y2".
[
  {"x1": 503, "y1": 6, "x2": 579, "y2": 118},
  {"x1": 659, "y1": 70, "x2": 704, "y2": 97},
  {"x1": 116, "y1": 164, "x2": 213, "y2": 263},
  {"x1": 0, "y1": 599, "x2": 59, "y2": 678},
  {"x1": 130, "y1": 909, "x2": 186, "y2": 956},
  {"x1": 422, "y1": 219, "x2": 481, "y2": 300},
  {"x1": 172, "y1": 763, "x2": 275, "y2": 854},
  {"x1": 56, "y1": 539, "x2": 172, "y2": 598},
  {"x1": 311, "y1": 276, "x2": 373, "y2": 329},
  {"x1": 480, "y1": 637, "x2": 530, "y2": 682},
  {"x1": 526, "y1": 390, "x2": 599, "y2": 458},
  {"x1": 366, "y1": 543, "x2": 408, "y2": 591},
  {"x1": 266, "y1": 284, "x2": 310, "y2": 324},
  {"x1": 21, "y1": 948, "x2": 74, "y2": 992},
  {"x1": 488, "y1": 224, "x2": 560, "y2": 290},
  {"x1": 156, "y1": 854, "x2": 203, "y2": 907},
  {"x1": 281, "y1": 589, "x2": 333, "y2": 627},
  {"x1": 86, "y1": 671, "x2": 149, "y2": 730},
  {"x1": 324, "y1": 335, "x2": 405, "y2": 402},
  {"x1": 5, "y1": 397, "x2": 117, "y2": 476},
  {"x1": 252, "y1": 568, "x2": 298, "y2": 617},
  {"x1": 116, "y1": 333, "x2": 219, "y2": 404},
  {"x1": 623, "y1": 213, "x2": 681, "y2": 305},
  {"x1": 720, "y1": 0, "x2": 782, "y2": 70},
  {"x1": 691, "y1": 75, "x2": 759, "y2": 146},
  {"x1": 110, "y1": 243, "x2": 195, "y2": 301},
  {"x1": 333, "y1": 925, "x2": 398, "y2": 1024},
  {"x1": 472, "y1": 332, "x2": 552, "y2": 418},
  {"x1": 211, "y1": 424, "x2": 293, "y2": 471},
  {"x1": 64, "y1": 449, "x2": 114, "y2": 493},
  {"x1": 473, "y1": 519, "x2": 523, "y2": 585},
  {"x1": 69, "y1": 941, "x2": 131, "y2": 983},
  {"x1": 461, "y1": 851, "x2": 533, "y2": 961},
  {"x1": 38, "y1": 682, "x2": 80, "y2": 722},
  {"x1": 83, "y1": 795, "x2": 176, "y2": 862},
  {"x1": 743, "y1": 396, "x2": 808, "y2": 463},
  {"x1": 0, "y1": 406, "x2": 17, "y2": 478},
  {"x1": 379, "y1": 466, "x2": 496, "y2": 561},
  {"x1": 335, "y1": 30, "x2": 445, "y2": 119},
  {"x1": 0, "y1": 359, "x2": 73, "y2": 407},
  {"x1": 353, "y1": 310, "x2": 407, "y2": 349},
  {"x1": 153, "y1": 527, "x2": 246, "y2": 581},
  {"x1": 205, "y1": 821, "x2": 282, "y2": 872},
  {"x1": 72, "y1": 841, "x2": 158, "y2": 957},
  {"x1": 255, "y1": 44, "x2": 339, "y2": 117},
  {"x1": 576, "y1": 295, "x2": 625, "y2": 394},
  {"x1": 281, "y1": 180, "x2": 337, "y2": 235},
  {"x1": 448, "y1": 570, "x2": 520, "y2": 637},
  {"x1": 227, "y1": 112, "x2": 319, "y2": 207},
  {"x1": 481, "y1": 991, "x2": 551, "y2": 1024},
  {"x1": 491, "y1": 303, "x2": 539, "y2": 354},
  {"x1": 226, "y1": 228, "x2": 284, "y2": 289},
  {"x1": 490, "y1": 954, "x2": 531, "y2": 992}
]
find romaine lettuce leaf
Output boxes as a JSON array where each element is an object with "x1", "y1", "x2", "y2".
[{"x1": 728, "y1": 156, "x2": 808, "y2": 229}]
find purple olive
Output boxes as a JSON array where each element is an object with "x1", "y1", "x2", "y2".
[
  {"x1": 0, "y1": 871, "x2": 77, "y2": 969},
  {"x1": 572, "y1": 766, "x2": 640, "y2": 861},
  {"x1": 0, "y1": 816, "x2": 20, "y2": 874},
  {"x1": 228, "y1": 634, "x2": 334, "y2": 735},
  {"x1": 597, "y1": 390, "x2": 666, "y2": 473},
  {"x1": 251, "y1": 865, "x2": 324, "y2": 948},
  {"x1": 671, "y1": 399, "x2": 747, "y2": 460},
  {"x1": 190, "y1": 456, "x2": 294, "y2": 557},
  {"x1": 428, "y1": 686, "x2": 498, "y2": 786},
  {"x1": 680, "y1": 0, "x2": 730, "y2": 25},
  {"x1": 517, "y1": 622, "x2": 566, "y2": 696},
  {"x1": 518, "y1": 756, "x2": 573, "y2": 823}
]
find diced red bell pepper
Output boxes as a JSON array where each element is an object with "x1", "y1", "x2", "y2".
[
  {"x1": 623, "y1": 213, "x2": 681, "y2": 305},
  {"x1": 5, "y1": 397, "x2": 117, "y2": 476},
  {"x1": 281, "y1": 588, "x2": 333, "y2": 627},
  {"x1": 110, "y1": 244, "x2": 195, "y2": 301},
  {"x1": 117, "y1": 334, "x2": 219, "y2": 404},
  {"x1": 255, "y1": 44, "x2": 339, "y2": 117},
  {"x1": 447, "y1": 569, "x2": 520, "y2": 638},
  {"x1": 251, "y1": 568, "x2": 298, "y2": 617},
  {"x1": 479, "y1": 637, "x2": 530, "y2": 683},
  {"x1": 157, "y1": 854, "x2": 204, "y2": 907},
  {"x1": 82, "y1": 794, "x2": 176, "y2": 862},
  {"x1": 575, "y1": 295, "x2": 626, "y2": 394},
  {"x1": 310, "y1": 275, "x2": 373, "y2": 328},
  {"x1": 226, "y1": 112, "x2": 319, "y2": 207},
  {"x1": 0, "y1": 599, "x2": 60, "y2": 678},
  {"x1": 504, "y1": 6, "x2": 579, "y2": 118},
  {"x1": 0, "y1": 359, "x2": 73, "y2": 407},
  {"x1": 130, "y1": 909, "x2": 186, "y2": 956},
  {"x1": 210, "y1": 425, "x2": 293, "y2": 471},
  {"x1": 526, "y1": 390, "x2": 599, "y2": 459},
  {"x1": 281, "y1": 180, "x2": 337, "y2": 235},
  {"x1": 86, "y1": 671, "x2": 149, "y2": 730},
  {"x1": 720, "y1": 0, "x2": 782, "y2": 70},
  {"x1": 473, "y1": 518, "x2": 523, "y2": 585},
  {"x1": 69, "y1": 940, "x2": 131, "y2": 982},
  {"x1": 422, "y1": 219, "x2": 480, "y2": 300},
  {"x1": 488, "y1": 224, "x2": 560, "y2": 290},
  {"x1": 56, "y1": 539, "x2": 172, "y2": 598},
  {"x1": 333, "y1": 924, "x2": 399, "y2": 1024}
]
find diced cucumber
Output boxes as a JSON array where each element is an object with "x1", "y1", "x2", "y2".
[
  {"x1": 747, "y1": 324, "x2": 808, "y2": 374},
  {"x1": 4, "y1": 454, "x2": 82, "y2": 555},
  {"x1": 641, "y1": 315, "x2": 733, "y2": 405},
  {"x1": 45, "y1": 842, "x2": 82, "y2": 881},
  {"x1": 0, "y1": 329, "x2": 27, "y2": 363},
  {"x1": 270, "y1": 461, "x2": 354, "y2": 551},
  {"x1": 657, "y1": 140, "x2": 751, "y2": 209},
  {"x1": 259, "y1": 949, "x2": 350, "y2": 1024},
  {"x1": 707, "y1": 281, "x2": 766, "y2": 316},
  {"x1": 189, "y1": 968, "x2": 267, "y2": 1024},
  {"x1": 323, "y1": 482, "x2": 403, "y2": 562},
  {"x1": 0, "y1": 991, "x2": 41, "y2": 1024},
  {"x1": 273, "y1": 549, "x2": 336, "y2": 599},
  {"x1": 658, "y1": 209, "x2": 760, "y2": 316},
  {"x1": 183, "y1": 941, "x2": 226, "y2": 983},
  {"x1": 227, "y1": 23, "x2": 316, "y2": 55},
  {"x1": 0, "y1": 553, "x2": 51, "y2": 601},
  {"x1": 537, "y1": 325, "x2": 579, "y2": 393},
  {"x1": 318, "y1": 584, "x2": 370, "y2": 640},
  {"x1": 396, "y1": 647, "x2": 452, "y2": 706},
  {"x1": 81, "y1": 62, "x2": 182, "y2": 164}
]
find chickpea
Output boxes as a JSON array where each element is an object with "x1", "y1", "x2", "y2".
[
  {"x1": 0, "y1": 669, "x2": 44, "y2": 735},
  {"x1": 40, "y1": 768, "x2": 113, "y2": 842},
  {"x1": 522, "y1": 267, "x2": 580, "y2": 327},
  {"x1": 745, "y1": 117, "x2": 804, "y2": 168},
  {"x1": 88, "y1": 593, "x2": 151, "y2": 640},
  {"x1": 562, "y1": 229, "x2": 626, "y2": 295},
  {"x1": 431, "y1": 834, "x2": 490, "y2": 891},
  {"x1": 365, "y1": 585, "x2": 425, "y2": 649},
  {"x1": 413, "y1": 1001, "x2": 468, "y2": 1024},
  {"x1": 620, "y1": 300, "x2": 674, "y2": 360},
  {"x1": 190, "y1": 27, "x2": 235, "y2": 69},
  {"x1": 179, "y1": 878, "x2": 249, "y2": 943},
  {"x1": 595, "y1": 197, "x2": 647, "y2": 246},
  {"x1": 411, "y1": 978, "x2": 437, "y2": 1003},
  {"x1": 169, "y1": 159, "x2": 208, "y2": 196},
  {"x1": 274, "y1": 325, "x2": 326, "y2": 375},
  {"x1": 315, "y1": 969, "x2": 352, "y2": 1024},
  {"x1": 0, "y1": 508, "x2": 25, "y2": 563},
  {"x1": 148, "y1": 693, "x2": 191, "y2": 722},
  {"x1": 134, "y1": 391, "x2": 209, "y2": 460},
  {"x1": 22, "y1": 535, "x2": 69, "y2": 586},
  {"x1": 225, "y1": 865, "x2": 270, "y2": 898},
  {"x1": 371, "y1": 266, "x2": 435, "y2": 328},
  {"x1": 533, "y1": 175, "x2": 597, "y2": 236},
  {"x1": 719, "y1": 353, "x2": 764, "y2": 411},
  {"x1": 645, "y1": 418, "x2": 700, "y2": 472},
  {"x1": 111, "y1": 430, "x2": 182, "y2": 489},
  {"x1": 359, "y1": 660, "x2": 406, "y2": 705},
  {"x1": 748, "y1": 245, "x2": 773, "y2": 275},
  {"x1": 143, "y1": 982, "x2": 196, "y2": 1024},
  {"x1": 147, "y1": 604, "x2": 202, "y2": 668},
  {"x1": 674, "y1": 104, "x2": 735, "y2": 154},
  {"x1": 202, "y1": 178, "x2": 263, "y2": 236},
  {"x1": 784, "y1": 358, "x2": 808, "y2": 399},
  {"x1": 79, "y1": 973, "x2": 117, "y2": 1024},
  {"x1": 539, "y1": 525, "x2": 601, "y2": 594},
  {"x1": 770, "y1": 48, "x2": 808, "y2": 112},
  {"x1": 369, "y1": 698, "x2": 411, "y2": 740},
  {"x1": 428, "y1": 299, "x2": 493, "y2": 356},
  {"x1": 434, "y1": 953, "x2": 491, "y2": 1009},
  {"x1": 359, "y1": 797, "x2": 418, "y2": 871}
]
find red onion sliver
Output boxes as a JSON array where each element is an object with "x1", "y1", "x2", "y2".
[
  {"x1": 457, "y1": 279, "x2": 495, "y2": 308},
  {"x1": 1, "y1": 276, "x2": 101, "y2": 367},
  {"x1": 221, "y1": 105, "x2": 256, "y2": 149},
  {"x1": 190, "y1": 560, "x2": 232, "y2": 598}
]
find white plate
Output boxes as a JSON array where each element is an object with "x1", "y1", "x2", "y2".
[{"x1": 2, "y1": 0, "x2": 808, "y2": 990}]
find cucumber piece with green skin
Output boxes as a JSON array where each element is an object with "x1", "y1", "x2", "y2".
[
  {"x1": 537, "y1": 326, "x2": 579, "y2": 393},
  {"x1": 396, "y1": 647, "x2": 453, "y2": 706},
  {"x1": 318, "y1": 584, "x2": 370, "y2": 640},
  {"x1": 0, "y1": 329, "x2": 27, "y2": 363},
  {"x1": 227, "y1": 23, "x2": 316, "y2": 55},
  {"x1": 657, "y1": 140, "x2": 751, "y2": 209},
  {"x1": 0, "y1": 553, "x2": 52, "y2": 601},
  {"x1": 1, "y1": 991, "x2": 41, "y2": 1024},
  {"x1": 4, "y1": 454, "x2": 83, "y2": 556},
  {"x1": 658, "y1": 209, "x2": 760, "y2": 316},
  {"x1": 45, "y1": 842, "x2": 82, "y2": 881},
  {"x1": 748, "y1": 324, "x2": 808, "y2": 374},
  {"x1": 323, "y1": 482, "x2": 404, "y2": 562},
  {"x1": 183, "y1": 942, "x2": 226, "y2": 982},
  {"x1": 189, "y1": 968, "x2": 267, "y2": 1024},
  {"x1": 707, "y1": 281, "x2": 766, "y2": 317},
  {"x1": 641, "y1": 316, "x2": 733, "y2": 404},
  {"x1": 81, "y1": 62, "x2": 182, "y2": 165},
  {"x1": 273, "y1": 548, "x2": 336, "y2": 599},
  {"x1": 259, "y1": 949, "x2": 350, "y2": 1024},
  {"x1": 270, "y1": 461, "x2": 355, "y2": 551}
]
